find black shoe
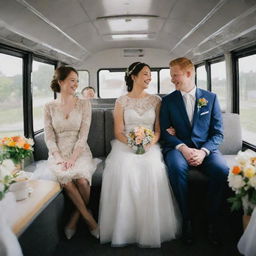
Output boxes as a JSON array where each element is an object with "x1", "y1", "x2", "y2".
[
  {"x1": 207, "y1": 224, "x2": 222, "y2": 246},
  {"x1": 182, "y1": 221, "x2": 193, "y2": 245}
]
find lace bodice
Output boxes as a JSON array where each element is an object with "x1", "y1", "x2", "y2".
[
  {"x1": 44, "y1": 98, "x2": 92, "y2": 158},
  {"x1": 116, "y1": 94, "x2": 161, "y2": 133}
]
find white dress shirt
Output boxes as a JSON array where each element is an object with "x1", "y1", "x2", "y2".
[
  {"x1": 175, "y1": 87, "x2": 210, "y2": 155},
  {"x1": 180, "y1": 87, "x2": 196, "y2": 124}
]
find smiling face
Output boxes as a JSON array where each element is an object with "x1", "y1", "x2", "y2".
[
  {"x1": 170, "y1": 65, "x2": 194, "y2": 92},
  {"x1": 132, "y1": 66, "x2": 151, "y2": 90},
  {"x1": 59, "y1": 71, "x2": 78, "y2": 95}
]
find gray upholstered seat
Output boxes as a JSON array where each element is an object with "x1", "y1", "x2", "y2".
[{"x1": 33, "y1": 110, "x2": 242, "y2": 189}]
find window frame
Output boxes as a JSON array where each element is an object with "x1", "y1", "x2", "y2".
[
  {"x1": 0, "y1": 43, "x2": 58, "y2": 138},
  {"x1": 232, "y1": 45, "x2": 256, "y2": 150},
  {"x1": 32, "y1": 56, "x2": 57, "y2": 135}
]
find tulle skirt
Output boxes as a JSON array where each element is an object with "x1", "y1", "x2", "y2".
[
  {"x1": 238, "y1": 207, "x2": 256, "y2": 256},
  {"x1": 99, "y1": 140, "x2": 181, "y2": 248}
]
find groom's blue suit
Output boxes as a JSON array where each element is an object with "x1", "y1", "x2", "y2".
[{"x1": 160, "y1": 88, "x2": 229, "y2": 222}]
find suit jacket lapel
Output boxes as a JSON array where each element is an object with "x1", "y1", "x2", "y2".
[
  {"x1": 192, "y1": 88, "x2": 203, "y2": 127},
  {"x1": 175, "y1": 90, "x2": 191, "y2": 127}
]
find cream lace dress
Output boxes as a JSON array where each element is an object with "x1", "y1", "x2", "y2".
[
  {"x1": 99, "y1": 94, "x2": 181, "y2": 247},
  {"x1": 44, "y1": 98, "x2": 97, "y2": 185}
]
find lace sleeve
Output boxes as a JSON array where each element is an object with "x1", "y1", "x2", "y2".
[
  {"x1": 115, "y1": 95, "x2": 127, "y2": 108},
  {"x1": 44, "y1": 103, "x2": 59, "y2": 155},
  {"x1": 73, "y1": 99, "x2": 92, "y2": 153},
  {"x1": 152, "y1": 95, "x2": 161, "y2": 107}
]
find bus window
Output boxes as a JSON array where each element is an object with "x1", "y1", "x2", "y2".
[
  {"x1": 0, "y1": 53, "x2": 23, "y2": 137},
  {"x1": 238, "y1": 54, "x2": 256, "y2": 145},
  {"x1": 32, "y1": 60, "x2": 55, "y2": 132},
  {"x1": 98, "y1": 69, "x2": 158, "y2": 98},
  {"x1": 196, "y1": 65, "x2": 207, "y2": 90},
  {"x1": 147, "y1": 71, "x2": 157, "y2": 95},
  {"x1": 78, "y1": 70, "x2": 89, "y2": 95},
  {"x1": 160, "y1": 68, "x2": 175, "y2": 94},
  {"x1": 211, "y1": 61, "x2": 227, "y2": 112}
]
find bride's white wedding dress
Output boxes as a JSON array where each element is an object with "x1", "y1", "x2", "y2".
[
  {"x1": 238, "y1": 207, "x2": 256, "y2": 256},
  {"x1": 99, "y1": 94, "x2": 181, "y2": 248}
]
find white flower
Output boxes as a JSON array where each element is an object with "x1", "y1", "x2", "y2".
[
  {"x1": 236, "y1": 150, "x2": 256, "y2": 166},
  {"x1": 228, "y1": 172, "x2": 245, "y2": 190},
  {"x1": 0, "y1": 159, "x2": 15, "y2": 179},
  {"x1": 249, "y1": 176, "x2": 256, "y2": 189},
  {"x1": 27, "y1": 138, "x2": 34, "y2": 146}
]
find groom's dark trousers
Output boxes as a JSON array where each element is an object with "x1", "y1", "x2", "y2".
[
  {"x1": 160, "y1": 88, "x2": 229, "y2": 223},
  {"x1": 164, "y1": 149, "x2": 228, "y2": 222}
]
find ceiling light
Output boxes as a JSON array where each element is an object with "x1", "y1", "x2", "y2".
[{"x1": 111, "y1": 34, "x2": 149, "y2": 40}]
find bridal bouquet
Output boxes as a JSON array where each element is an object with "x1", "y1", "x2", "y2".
[
  {"x1": 227, "y1": 150, "x2": 256, "y2": 215},
  {"x1": 127, "y1": 126, "x2": 154, "y2": 154},
  {"x1": 0, "y1": 136, "x2": 34, "y2": 165}
]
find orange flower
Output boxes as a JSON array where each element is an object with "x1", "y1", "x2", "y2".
[
  {"x1": 12, "y1": 136, "x2": 21, "y2": 142},
  {"x1": 23, "y1": 143, "x2": 31, "y2": 150},
  {"x1": 232, "y1": 166, "x2": 241, "y2": 175}
]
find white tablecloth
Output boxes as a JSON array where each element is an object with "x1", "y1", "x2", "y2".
[
  {"x1": 0, "y1": 193, "x2": 23, "y2": 256},
  {"x1": 0, "y1": 179, "x2": 61, "y2": 256}
]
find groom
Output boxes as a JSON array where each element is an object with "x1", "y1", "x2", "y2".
[{"x1": 160, "y1": 57, "x2": 229, "y2": 245}]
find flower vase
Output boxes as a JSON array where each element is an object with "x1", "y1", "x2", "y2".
[
  {"x1": 136, "y1": 144, "x2": 145, "y2": 154},
  {"x1": 14, "y1": 159, "x2": 24, "y2": 172}
]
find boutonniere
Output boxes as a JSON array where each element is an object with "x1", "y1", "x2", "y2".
[{"x1": 197, "y1": 98, "x2": 208, "y2": 109}]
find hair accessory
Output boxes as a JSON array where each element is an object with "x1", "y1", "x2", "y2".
[{"x1": 125, "y1": 62, "x2": 141, "y2": 76}]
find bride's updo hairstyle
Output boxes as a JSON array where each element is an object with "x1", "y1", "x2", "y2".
[
  {"x1": 125, "y1": 62, "x2": 150, "y2": 92},
  {"x1": 50, "y1": 66, "x2": 78, "y2": 93}
]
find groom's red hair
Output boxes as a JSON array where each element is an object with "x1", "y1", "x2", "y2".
[{"x1": 169, "y1": 57, "x2": 195, "y2": 73}]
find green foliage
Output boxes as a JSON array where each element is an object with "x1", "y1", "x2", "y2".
[{"x1": 2, "y1": 145, "x2": 32, "y2": 164}]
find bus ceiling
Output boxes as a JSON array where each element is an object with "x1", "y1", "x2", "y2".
[{"x1": 0, "y1": 0, "x2": 255, "y2": 65}]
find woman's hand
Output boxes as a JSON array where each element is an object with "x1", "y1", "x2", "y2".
[
  {"x1": 166, "y1": 126, "x2": 176, "y2": 136},
  {"x1": 64, "y1": 158, "x2": 76, "y2": 170},
  {"x1": 55, "y1": 157, "x2": 75, "y2": 171}
]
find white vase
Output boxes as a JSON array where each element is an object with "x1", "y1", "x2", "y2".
[{"x1": 9, "y1": 181, "x2": 29, "y2": 201}]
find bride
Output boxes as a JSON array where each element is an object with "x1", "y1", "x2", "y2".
[{"x1": 99, "y1": 62, "x2": 181, "y2": 247}]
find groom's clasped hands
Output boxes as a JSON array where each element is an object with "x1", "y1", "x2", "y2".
[
  {"x1": 179, "y1": 145, "x2": 206, "y2": 166},
  {"x1": 166, "y1": 126, "x2": 206, "y2": 166}
]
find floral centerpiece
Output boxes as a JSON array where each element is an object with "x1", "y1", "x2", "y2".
[
  {"x1": 0, "y1": 136, "x2": 34, "y2": 167},
  {"x1": 227, "y1": 150, "x2": 256, "y2": 215},
  {"x1": 0, "y1": 159, "x2": 21, "y2": 200},
  {"x1": 127, "y1": 126, "x2": 155, "y2": 154}
]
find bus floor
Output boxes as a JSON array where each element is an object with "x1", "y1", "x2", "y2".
[{"x1": 53, "y1": 211, "x2": 243, "y2": 256}]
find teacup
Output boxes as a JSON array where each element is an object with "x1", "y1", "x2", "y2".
[{"x1": 9, "y1": 180, "x2": 29, "y2": 201}]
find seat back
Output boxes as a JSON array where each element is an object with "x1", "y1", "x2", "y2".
[
  {"x1": 104, "y1": 109, "x2": 115, "y2": 155},
  {"x1": 87, "y1": 109, "x2": 105, "y2": 157},
  {"x1": 219, "y1": 113, "x2": 242, "y2": 155}
]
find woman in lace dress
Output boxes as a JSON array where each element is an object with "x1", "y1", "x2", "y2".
[
  {"x1": 44, "y1": 66, "x2": 99, "y2": 239},
  {"x1": 99, "y1": 62, "x2": 180, "y2": 247}
]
